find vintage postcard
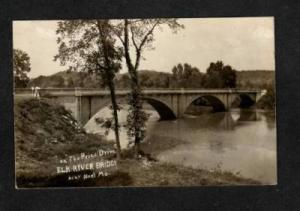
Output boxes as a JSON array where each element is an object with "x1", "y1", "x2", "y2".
[{"x1": 13, "y1": 17, "x2": 276, "y2": 188}]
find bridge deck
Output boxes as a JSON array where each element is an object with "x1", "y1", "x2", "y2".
[{"x1": 14, "y1": 88, "x2": 262, "y2": 97}]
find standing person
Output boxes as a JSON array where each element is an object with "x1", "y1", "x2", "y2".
[{"x1": 34, "y1": 86, "x2": 41, "y2": 99}]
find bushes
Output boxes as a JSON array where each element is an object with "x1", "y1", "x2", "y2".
[{"x1": 256, "y1": 86, "x2": 276, "y2": 110}]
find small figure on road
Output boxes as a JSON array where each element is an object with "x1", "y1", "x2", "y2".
[{"x1": 34, "y1": 86, "x2": 41, "y2": 99}]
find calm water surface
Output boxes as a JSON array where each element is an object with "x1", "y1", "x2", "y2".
[{"x1": 85, "y1": 107, "x2": 276, "y2": 184}]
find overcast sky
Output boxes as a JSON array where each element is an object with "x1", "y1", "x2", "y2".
[{"x1": 13, "y1": 17, "x2": 275, "y2": 78}]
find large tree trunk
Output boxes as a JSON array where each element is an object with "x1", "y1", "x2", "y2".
[
  {"x1": 134, "y1": 141, "x2": 140, "y2": 158},
  {"x1": 132, "y1": 82, "x2": 142, "y2": 159},
  {"x1": 124, "y1": 19, "x2": 143, "y2": 158},
  {"x1": 108, "y1": 80, "x2": 122, "y2": 160},
  {"x1": 97, "y1": 20, "x2": 122, "y2": 160}
]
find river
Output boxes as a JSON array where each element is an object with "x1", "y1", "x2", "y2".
[{"x1": 84, "y1": 106, "x2": 277, "y2": 185}]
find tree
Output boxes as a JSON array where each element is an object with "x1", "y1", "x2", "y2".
[
  {"x1": 221, "y1": 65, "x2": 237, "y2": 88},
  {"x1": 204, "y1": 61, "x2": 237, "y2": 88},
  {"x1": 13, "y1": 49, "x2": 31, "y2": 88},
  {"x1": 171, "y1": 63, "x2": 203, "y2": 88},
  {"x1": 54, "y1": 20, "x2": 123, "y2": 160},
  {"x1": 111, "y1": 19, "x2": 183, "y2": 157}
]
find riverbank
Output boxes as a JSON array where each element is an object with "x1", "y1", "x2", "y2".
[
  {"x1": 15, "y1": 97, "x2": 260, "y2": 187},
  {"x1": 17, "y1": 156, "x2": 260, "y2": 188},
  {"x1": 114, "y1": 158, "x2": 260, "y2": 187}
]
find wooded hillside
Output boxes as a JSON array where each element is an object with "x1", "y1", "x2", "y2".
[{"x1": 27, "y1": 69, "x2": 274, "y2": 89}]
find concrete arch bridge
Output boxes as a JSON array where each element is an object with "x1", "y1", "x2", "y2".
[{"x1": 15, "y1": 88, "x2": 265, "y2": 127}]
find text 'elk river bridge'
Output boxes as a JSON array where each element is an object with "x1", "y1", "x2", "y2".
[{"x1": 15, "y1": 88, "x2": 265, "y2": 126}]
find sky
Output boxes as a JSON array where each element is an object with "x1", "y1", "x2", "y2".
[{"x1": 13, "y1": 17, "x2": 275, "y2": 78}]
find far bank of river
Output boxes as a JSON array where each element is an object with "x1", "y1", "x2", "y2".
[{"x1": 84, "y1": 106, "x2": 276, "y2": 185}]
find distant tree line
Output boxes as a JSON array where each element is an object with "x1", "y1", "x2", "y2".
[
  {"x1": 20, "y1": 60, "x2": 238, "y2": 90},
  {"x1": 27, "y1": 71, "x2": 104, "y2": 88},
  {"x1": 22, "y1": 66, "x2": 275, "y2": 91},
  {"x1": 116, "y1": 61, "x2": 237, "y2": 89},
  {"x1": 16, "y1": 51, "x2": 275, "y2": 92}
]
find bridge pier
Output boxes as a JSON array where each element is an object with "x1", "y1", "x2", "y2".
[
  {"x1": 75, "y1": 96, "x2": 92, "y2": 127},
  {"x1": 174, "y1": 94, "x2": 186, "y2": 118}
]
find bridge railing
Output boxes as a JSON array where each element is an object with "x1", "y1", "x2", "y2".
[
  {"x1": 14, "y1": 87, "x2": 263, "y2": 98},
  {"x1": 14, "y1": 87, "x2": 262, "y2": 93}
]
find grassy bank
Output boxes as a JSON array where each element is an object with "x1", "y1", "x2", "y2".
[
  {"x1": 14, "y1": 98, "x2": 112, "y2": 186},
  {"x1": 15, "y1": 97, "x2": 260, "y2": 188}
]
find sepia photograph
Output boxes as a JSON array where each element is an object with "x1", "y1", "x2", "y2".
[{"x1": 13, "y1": 17, "x2": 276, "y2": 188}]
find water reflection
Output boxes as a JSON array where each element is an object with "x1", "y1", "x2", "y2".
[
  {"x1": 264, "y1": 112, "x2": 276, "y2": 130},
  {"x1": 237, "y1": 109, "x2": 259, "y2": 121},
  {"x1": 84, "y1": 106, "x2": 277, "y2": 184},
  {"x1": 145, "y1": 109, "x2": 277, "y2": 184}
]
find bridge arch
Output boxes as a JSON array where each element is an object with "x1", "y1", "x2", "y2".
[
  {"x1": 231, "y1": 93, "x2": 256, "y2": 108},
  {"x1": 143, "y1": 97, "x2": 176, "y2": 120},
  {"x1": 239, "y1": 94, "x2": 256, "y2": 108},
  {"x1": 84, "y1": 95, "x2": 176, "y2": 126},
  {"x1": 185, "y1": 95, "x2": 226, "y2": 114}
]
